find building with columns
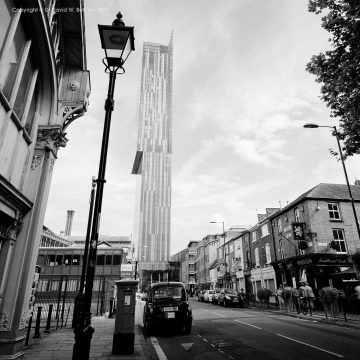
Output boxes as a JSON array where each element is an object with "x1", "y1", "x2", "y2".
[{"x1": 0, "y1": 1, "x2": 90, "y2": 357}]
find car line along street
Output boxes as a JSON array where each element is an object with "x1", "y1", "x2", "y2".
[{"x1": 142, "y1": 297, "x2": 360, "y2": 360}]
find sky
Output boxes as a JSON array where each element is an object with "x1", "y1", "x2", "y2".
[{"x1": 44, "y1": 0, "x2": 359, "y2": 256}]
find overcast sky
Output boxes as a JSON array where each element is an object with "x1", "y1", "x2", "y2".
[{"x1": 44, "y1": 0, "x2": 359, "y2": 255}]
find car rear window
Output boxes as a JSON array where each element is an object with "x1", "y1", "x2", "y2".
[
  {"x1": 225, "y1": 289, "x2": 238, "y2": 295},
  {"x1": 153, "y1": 285, "x2": 186, "y2": 300},
  {"x1": 209, "y1": 290, "x2": 214, "y2": 294}
]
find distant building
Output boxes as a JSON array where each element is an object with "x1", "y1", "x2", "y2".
[
  {"x1": 0, "y1": 1, "x2": 90, "y2": 357},
  {"x1": 132, "y1": 35, "x2": 173, "y2": 285},
  {"x1": 270, "y1": 183, "x2": 360, "y2": 292},
  {"x1": 36, "y1": 231, "x2": 132, "y2": 317},
  {"x1": 171, "y1": 240, "x2": 198, "y2": 293}
]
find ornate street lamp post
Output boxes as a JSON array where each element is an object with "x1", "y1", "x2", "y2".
[
  {"x1": 303, "y1": 123, "x2": 360, "y2": 241},
  {"x1": 72, "y1": 12, "x2": 134, "y2": 360}
]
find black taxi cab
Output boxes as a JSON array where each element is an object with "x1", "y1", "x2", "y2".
[{"x1": 143, "y1": 282, "x2": 192, "y2": 335}]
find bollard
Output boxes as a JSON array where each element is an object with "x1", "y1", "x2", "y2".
[
  {"x1": 45, "y1": 304, "x2": 53, "y2": 333},
  {"x1": 25, "y1": 312, "x2": 33, "y2": 345},
  {"x1": 33, "y1": 306, "x2": 42, "y2": 338},
  {"x1": 112, "y1": 280, "x2": 138, "y2": 355},
  {"x1": 108, "y1": 297, "x2": 115, "y2": 318}
]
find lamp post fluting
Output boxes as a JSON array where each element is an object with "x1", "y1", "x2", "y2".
[
  {"x1": 303, "y1": 123, "x2": 360, "y2": 241},
  {"x1": 72, "y1": 177, "x2": 96, "y2": 329},
  {"x1": 72, "y1": 12, "x2": 134, "y2": 360}
]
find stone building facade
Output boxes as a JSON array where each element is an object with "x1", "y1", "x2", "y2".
[{"x1": 0, "y1": 1, "x2": 89, "y2": 357}]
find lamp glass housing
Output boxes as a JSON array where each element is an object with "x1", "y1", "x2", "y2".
[{"x1": 98, "y1": 25, "x2": 135, "y2": 67}]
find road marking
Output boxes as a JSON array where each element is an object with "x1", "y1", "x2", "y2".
[
  {"x1": 203, "y1": 338, "x2": 208, "y2": 342},
  {"x1": 234, "y1": 320, "x2": 262, "y2": 330},
  {"x1": 276, "y1": 334, "x2": 344, "y2": 358},
  {"x1": 211, "y1": 344, "x2": 215, "y2": 347},
  {"x1": 150, "y1": 337, "x2": 168, "y2": 360},
  {"x1": 211, "y1": 312, "x2": 226, "y2": 317}
]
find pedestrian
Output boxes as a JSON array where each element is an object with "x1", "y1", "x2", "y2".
[
  {"x1": 239, "y1": 288, "x2": 245, "y2": 307},
  {"x1": 354, "y1": 284, "x2": 360, "y2": 299},
  {"x1": 300, "y1": 281, "x2": 315, "y2": 310},
  {"x1": 276, "y1": 284, "x2": 284, "y2": 310}
]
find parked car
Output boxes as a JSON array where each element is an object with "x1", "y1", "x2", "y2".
[
  {"x1": 212, "y1": 288, "x2": 221, "y2": 304},
  {"x1": 203, "y1": 290, "x2": 214, "y2": 303},
  {"x1": 218, "y1": 288, "x2": 241, "y2": 307},
  {"x1": 143, "y1": 282, "x2": 192, "y2": 335},
  {"x1": 197, "y1": 290, "x2": 206, "y2": 302}
]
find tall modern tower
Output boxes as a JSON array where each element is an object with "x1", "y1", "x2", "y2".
[{"x1": 132, "y1": 34, "x2": 173, "y2": 282}]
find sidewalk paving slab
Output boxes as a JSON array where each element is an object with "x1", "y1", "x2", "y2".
[{"x1": 22, "y1": 301, "x2": 157, "y2": 360}]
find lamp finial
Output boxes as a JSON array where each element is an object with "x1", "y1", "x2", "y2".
[{"x1": 113, "y1": 12, "x2": 125, "y2": 26}]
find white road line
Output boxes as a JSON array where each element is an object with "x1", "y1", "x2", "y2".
[
  {"x1": 276, "y1": 334, "x2": 344, "y2": 358},
  {"x1": 150, "y1": 337, "x2": 168, "y2": 360},
  {"x1": 203, "y1": 338, "x2": 208, "y2": 342},
  {"x1": 211, "y1": 312, "x2": 226, "y2": 317},
  {"x1": 234, "y1": 320, "x2": 262, "y2": 330},
  {"x1": 211, "y1": 344, "x2": 215, "y2": 347}
]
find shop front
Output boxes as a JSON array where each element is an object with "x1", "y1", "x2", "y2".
[{"x1": 271, "y1": 253, "x2": 353, "y2": 293}]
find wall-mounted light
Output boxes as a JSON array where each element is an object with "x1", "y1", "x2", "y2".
[{"x1": 316, "y1": 202, "x2": 321, "y2": 211}]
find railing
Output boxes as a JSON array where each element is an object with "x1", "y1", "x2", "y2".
[{"x1": 243, "y1": 293, "x2": 360, "y2": 322}]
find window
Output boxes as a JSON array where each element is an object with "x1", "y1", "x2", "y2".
[
  {"x1": 229, "y1": 243, "x2": 234, "y2": 253},
  {"x1": 261, "y1": 223, "x2": 269, "y2": 237},
  {"x1": 255, "y1": 247, "x2": 259, "y2": 267},
  {"x1": 252, "y1": 231, "x2": 257, "y2": 242},
  {"x1": 265, "y1": 243, "x2": 271, "y2": 264},
  {"x1": 277, "y1": 218, "x2": 282, "y2": 233},
  {"x1": 328, "y1": 203, "x2": 341, "y2": 221},
  {"x1": 294, "y1": 208, "x2": 300, "y2": 222},
  {"x1": 0, "y1": 0, "x2": 13, "y2": 48},
  {"x1": 72, "y1": 255, "x2": 80, "y2": 265},
  {"x1": 97, "y1": 255, "x2": 105, "y2": 265},
  {"x1": 113, "y1": 255, "x2": 121, "y2": 265},
  {"x1": 279, "y1": 239, "x2": 285, "y2": 260},
  {"x1": 332, "y1": 229, "x2": 347, "y2": 253},
  {"x1": 64, "y1": 254, "x2": 72, "y2": 265},
  {"x1": 105, "y1": 255, "x2": 112, "y2": 265},
  {"x1": 55, "y1": 255, "x2": 63, "y2": 265}
]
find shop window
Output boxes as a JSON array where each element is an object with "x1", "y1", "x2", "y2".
[
  {"x1": 328, "y1": 203, "x2": 341, "y2": 221},
  {"x1": 332, "y1": 229, "x2": 347, "y2": 253}
]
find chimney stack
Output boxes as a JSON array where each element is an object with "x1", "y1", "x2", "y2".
[{"x1": 65, "y1": 210, "x2": 75, "y2": 236}]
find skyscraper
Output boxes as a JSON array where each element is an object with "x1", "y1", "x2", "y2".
[{"x1": 132, "y1": 34, "x2": 173, "y2": 278}]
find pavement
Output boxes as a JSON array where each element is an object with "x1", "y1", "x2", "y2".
[
  {"x1": 21, "y1": 298, "x2": 360, "y2": 360},
  {"x1": 22, "y1": 299, "x2": 157, "y2": 360}
]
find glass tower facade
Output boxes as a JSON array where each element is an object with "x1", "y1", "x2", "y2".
[{"x1": 134, "y1": 35, "x2": 173, "y2": 271}]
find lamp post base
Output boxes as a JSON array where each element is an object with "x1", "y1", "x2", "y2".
[
  {"x1": 72, "y1": 324, "x2": 95, "y2": 360},
  {"x1": 112, "y1": 333, "x2": 135, "y2": 355}
]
